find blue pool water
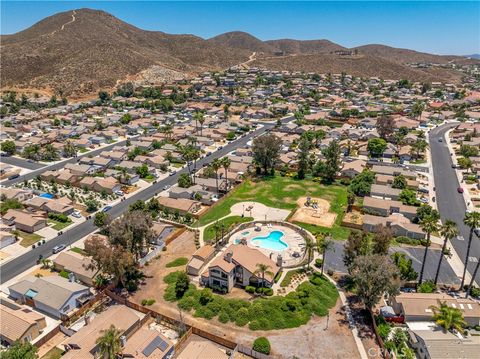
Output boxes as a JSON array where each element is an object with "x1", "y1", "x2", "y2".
[
  {"x1": 40, "y1": 193, "x2": 54, "y2": 199},
  {"x1": 251, "y1": 230, "x2": 288, "y2": 251}
]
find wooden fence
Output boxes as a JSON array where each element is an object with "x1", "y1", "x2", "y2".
[{"x1": 33, "y1": 325, "x2": 61, "y2": 348}]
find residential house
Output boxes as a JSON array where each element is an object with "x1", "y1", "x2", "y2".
[
  {"x1": 0, "y1": 188, "x2": 33, "y2": 202},
  {"x1": 0, "y1": 231, "x2": 16, "y2": 249},
  {"x1": 363, "y1": 196, "x2": 417, "y2": 220},
  {"x1": 24, "y1": 196, "x2": 74, "y2": 215},
  {"x1": 363, "y1": 213, "x2": 425, "y2": 239},
  {"x1": 340, "y1": 159, "x2": 367, "y2": 178},
  {"x1": 2, "y1": 209, "x2": 47, "y2": 233},
  {"x1": 187, "y1": 245, "x2": 216, "y2": 276},
  {"x1": 370, "y1": 184, "x2": 402, "y2": 200},
  {"x1": 53, "y1": 251, "x2": 97, "y2": 286},
  {"x1": 0, "y1": 300, "x2": 47, "y2": 345},
  {"x1": 156, "y1": 197, "x2": 202, "y2": 216},
  {"x1": 201, "y1": 244, "x2": 280, "y2": 292},
  {"x1": 8, "y1": 276, "x2": 92, "y2": 319}
]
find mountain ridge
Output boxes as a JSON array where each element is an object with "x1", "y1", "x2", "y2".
[{"x1": 1, "y1": 8, "x2": 476, "y2": 97}]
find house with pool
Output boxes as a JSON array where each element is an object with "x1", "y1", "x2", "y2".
[{"x1": 201, "y1": 244, "x2": 280, "y2": 293}]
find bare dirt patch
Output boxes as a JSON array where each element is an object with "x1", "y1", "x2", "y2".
[{"x1": 289, "y1": 196, "x2": 337, "y2": 227}]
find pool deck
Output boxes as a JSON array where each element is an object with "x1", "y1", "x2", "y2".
[{"x1": 229, "y1": 224, "x2": 305, "y2": 265}]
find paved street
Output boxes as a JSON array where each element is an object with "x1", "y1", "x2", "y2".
[
  {"x1": 0, "y1": 125, "x2": 273, "y2": 283},
  {"x1": 325, "y1": 241, "x2": 460, "y2": 285},
  {"x1": 429, "y1": 122, "x2": 480, "y2": 285},
  {"x1": 0, "y1": 156, "x2": 46, "y2": 170},
  {"x1": 0, "y1": 136, "x2": 140, "y2": 187}
]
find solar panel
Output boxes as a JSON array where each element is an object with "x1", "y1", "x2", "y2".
[{"x1": 142, "y1": 336, "x2": 169, "y2": 357}]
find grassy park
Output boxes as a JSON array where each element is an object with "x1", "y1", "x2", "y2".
[{"x1": 198, "y1": 176, "x2": 350, "y2": 239}]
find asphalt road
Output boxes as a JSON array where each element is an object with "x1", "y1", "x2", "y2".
[
  {"x1": 325, "y1": 241, "x2": 460, "y2": 285},
  {"x1": 429, "y1": 122, "x2": 480, "y2": 285},
  {"x1": 0, "y1": 136, "x2": 139, "y2": 187},
  {"x1": 0, "y1": 125, "x2": 272, "y2": 283},
  {"x1": 0, "y1": 156, "x2": 46, "y2": 170}
]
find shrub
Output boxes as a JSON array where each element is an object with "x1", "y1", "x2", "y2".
[
  {"x1": 166, "y1": 257, "x2": 188, "y2": 268},
  {"x1": 218, "y1": 311, "x2": 230, "y2": 323},
  {"x1": 274, "y1": 271, "x2": 282, "y2": 283},
  {"x1": 263, "y1": 288, "x2": 273, "y2": 296},
  {"x1": 315, "y1": 258, "x2": 323, "y2": 268},
  {"x1": 417, "y1": 280, "x2": 436, "y2": 293},
  {"x1": 245, "y1": 286, "x2": 256, "y2": 294},
  {"x1": 469, "y1": 286, "x2": 480, "y2": 299},
  {"x1": 48, "y1": 213, "x2": 69, "y2": 222},
  {"x1": 199, "y1": 288, "x2": 214, "y2": 305},
  {"x1": 141, "y1": 299, "x2": 155, "y2": 306},
  {"x1": 59, "y1": 270, "x2": 69, "y2": 279},
  {"x1": 395, "y1": 236, "x2": 422, "y2": 246},
  {"x1": 253, "y1": 337, "x2": 271, "y2": 355},
  {"x1": 377, "y1": 323, "x2": 391, "y2": 341},
  {"x1": 174, "y1": 272, "x2": 190, "y2": 299}
]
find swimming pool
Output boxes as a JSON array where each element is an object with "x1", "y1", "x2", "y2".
[
  {"x1": 251, "y1": 230, "x2": 288, "y2": 251},
  {"x1": 40, "y1": 193, "x2": 54, "y2": 199}
]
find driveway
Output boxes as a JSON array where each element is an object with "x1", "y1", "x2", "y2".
[
  {"x1": 429, "y1": 122, "x2": 480, "y2": 285},
  {"x1": 325, "y1": 241, "x2": 460, "y2": 286}
]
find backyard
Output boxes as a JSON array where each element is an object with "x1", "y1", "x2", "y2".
[{"x1": 197, "y1": 176, "x2": 350, "y2": 239}]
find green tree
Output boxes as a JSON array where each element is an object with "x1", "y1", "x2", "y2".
[
  {"x1": 430, "y1": 301, "x2": 467, "y2": 332},
  {"x1": 460, "y1": 212, "x2": 480, "y2": 289},
  {"x1": 434, "y1": 220, "x2": 458, "y2": 285},
  {"x1": 367, "y1": 138, "x2": 388, "y2": 157},
  {"x1": 351, "y1": 254, "x2": 400, "y2": 310},
  {"x1": 349, "y1": 169, "x2": 375, "y2": 196},
  {"x1": 457, "y1": 157, "x2": 473, "y2": 172},
  {"x1": 0, "y1": 140, "x2": 16, "y2": 155},
  {"x1": 411, "y1": 101, "x2": 425, "y2": 120},
  {"x1": 418, "y1": 216, "x2": 440, "y2": 284},
  {"x1": 320, "y1": 139, "x2": 341, "y2": 183},
  {"x1": 391, "y1": 252, "x2": 418, "y2": 281},
  {"x1": 399, "y1": 188, "x2": 418, "y2": 206},
  {"x1": 252, "y1": 134, "x2": 282, "y2": 175},
  {"x1": 85, "y1": 198, "x2": 100, "y2": 212},
  {"x1": 376, "y1": 115, "x2": 395, "y2": 140},
  {"x1": 317, "y1": 233, "x2": 334, "y2": 276},
  {"x1": 411, "y1": 139, "x2": 428, "y2": 159},
  {"x1": 220, "y1": 156, "x2": 231, "y2": 186},
  {"x1": 135, "y1": 164, "x2": 149, "y2": 178},
  {"x1": 94, "y1": 211, "x2": 110, "y2": 228},
  {"x1": 211, "y1": 158, "x2": 222, "y2": 193},
  {"x1": 297, "y1": 137, "x2": 311, "y2": 179},
  {"x1": 1, "y1": 341, "x2": 38, "y2": 359},
  {"x1": 178, "y1": 173, "x2": 192, "y2": 188},
  {"x1": 392, "y1": 174, "x2": 407, "y2": 189},
  {"x1": 98, "y1": 91, "x2": 110, "y2": 103},
  {"x1": 175, "y1": 271, "x2": 190, "y2": 298},
  {"x1": 253, "y1": 337, "x2": 271, "y2": 355},
  {"x1": 96, "y1": 325, "x2": 122, "y2": 359},
  {"x1": 460, "y1": 144, "x2": 479, "y2": 158},
  {"x1": 254, "y1": 263, "x2": 274, "y2": 289},
  {"x1": 63, "y1": 140, "x2": 77, "y2": 158}
]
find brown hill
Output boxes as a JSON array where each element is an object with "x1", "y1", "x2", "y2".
[
  {"x1": 208, "y1": 31, "x2": 275, "y2": 54},
  {"x1": 0, "y1": 9, "x2": 250, "y2": 96},
  {"x1": 251, "y1": 53, "x2": 464, "y2": 83},
  {"x1": 265, "y1": 39, "x2": 346, "y2": 55}
]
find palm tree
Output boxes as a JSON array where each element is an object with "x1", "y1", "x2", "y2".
[
  {"x1": 96, "y1": 324, "x2": 122, "y2": 359},
  {"x1": 460, "y1": 212, "x2": 480, "y2": 289},
  {"x1": 211, "y1": 158, "x2": 222, "y2": 193},
  {"x1": 465, "y1": 256, "x2": 480, "y2": 298},
  {"x1": 220, "y1": 157, "x2": 231, "y2": 190},
  {"x1": 434, "y1": 220, "x2": 458, "y2": 285},
  {"x1": 40, "y1": 258, "x2": 52, "y2": 269},
  {"x1": 304, "y1": 238, "x2": 316, "y2": 270},
  {"x1": 430, "y1": 301, "x2": 467, "y2": 333},
  {"x1": 254, "y1": 263, "x2": 273, "y2": 289},
  {"x1": 316, "y1": 233, "x2": 334, "y2": 276},
  {"x1": 193, "y1": 111, "x2": 202, "y2": 134},
  {"x1": 419, "y1": 216, "x2": 440, "y2": 284}
]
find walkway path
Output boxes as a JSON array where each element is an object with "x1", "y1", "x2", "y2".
[{"x1": 196, "y1": 201, "x2": 290, "y2": 246}]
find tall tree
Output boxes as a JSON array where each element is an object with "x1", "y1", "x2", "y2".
[
  {"x1": 211, "y1": 158, "x2": 222, "y2": 193},
  {"x1": 252, "y1": 134, "x2": 282, "y2": 175},
  {"x1": 350, "y1": 254, "x2": 400, "y2": 310},
  {"x1": 434, "y1": 220, "x2": 458, "y2": 285},
  {"x1": 1, "y1": 341, "x2": 38, "y2": 359},
  {"x1": 297, "y1": 137, "x2": 311, "y2": 179},
  {"x1": 317, "y1": 233, "x2": 334, "y2": 276},
  {"x1": 430, "y1": 301, "x2": 467, "y2": 332},
  {"x1": 96, "y1": 325, "x2": 122, "y2": 359},
  {"x1": 320, "y1": 139, "x2": 341, "y2": 183},
  {"x1": 221, "y1": 156, "x2": 231, "y2": 188},
  {"x1": 465, "y1": 256, "x2": 480, "y2": 298},
  {"x1": 254, "y1": 263, "x2": 274, "y2": 289},
  {"x1": 376, "y1": 115, "x2": 395, "y2": 140},
  {"x1": 460, "y1": 212, "x2": 480, "y2": 289},
  {"x1": 419, "y1": 216, "x2": 440, "y2": 284}
]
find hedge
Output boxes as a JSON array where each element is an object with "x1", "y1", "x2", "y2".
[{"x1": 253, "y1": 337, "x2": 271, "y2": 355}]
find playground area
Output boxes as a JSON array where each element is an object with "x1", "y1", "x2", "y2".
[{"x1": 289, "y1": 197, "x2": 337, "y2": 228}]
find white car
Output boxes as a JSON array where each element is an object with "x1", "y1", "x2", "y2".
[
  {"x1": 115, "y1": 190, "x2": 124, "y2": 196},
  {"x1": 72, "y1": 211, "x2": 82, "y2": 218}
]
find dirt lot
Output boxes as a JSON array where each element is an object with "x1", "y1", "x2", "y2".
[{"x1": 289, "y1": 197, "x2": 337, "y2": 228}]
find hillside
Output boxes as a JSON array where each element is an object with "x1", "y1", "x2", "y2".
[
  {"x1": 0, "y1": 9, "x2": 250, "y2": 96},
  {"x1": 1, "y1": 8, "x2": 476, "y2": 97}
]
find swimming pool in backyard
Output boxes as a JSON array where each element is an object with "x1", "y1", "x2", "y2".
[{"x1": 251, "y1": 230, "x2": 288, "y2": 251}]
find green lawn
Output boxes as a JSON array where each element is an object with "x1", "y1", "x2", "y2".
[
  {"x1": 41, "y1": 347, "x2": 64, "y2": 359},
  {"x1": 164, "y1": 271, "x2": 338, "y2": 331},
  {"x1": 203, "y1": 216, "x2": 254, "y2": 243},
  {"x1": 48, "y1": 218, "x2": 73, "y2": 231},
  {"x1": 70, "y1": 247, "x2": 87, "y2": 255},
  {"x1": 198, "y1": 176, "x2": 350, "y2": 239},
  {"x1": 16, "y1": 231, "x2": 44, "y2": 247},
  {"x1": 280, "y1": 268, "x2": 305, "y2": 287},
  {"x1": 166, "y1": 257, "x2": 189, "y2": 268}
]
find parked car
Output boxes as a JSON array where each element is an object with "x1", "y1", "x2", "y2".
[
  {"x1": 72, "y1": 211, "x2": 82, "y2": 218},
  {"x1": 114, "y1": 190, "x2": 124, "y2": 196},
  {"x1": 457, "y1": 187, "x2": 464, "y2": 194},
  {"x1": 438, "y1": 138, "x2": 443, "y2": 142},
  {"x1": 102, "y1": 206, "x2": 112, "y2": 212},
  {"x1": 7, "y1": 174, "x2": 19, "y2": 180},
  {"x1": 52, "y1": 245, "x2": 66, "y2": 254},
  {"x1": 163, "y1": 184, "x2": 171, "y2": 191},
  {"x1": 418, "y1": 188, "x2": 429, "y2": 194}
]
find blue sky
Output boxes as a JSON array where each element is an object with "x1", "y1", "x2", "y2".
[{"x1": 1, "y1": 1, "x2": 479, "y2": 55}]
